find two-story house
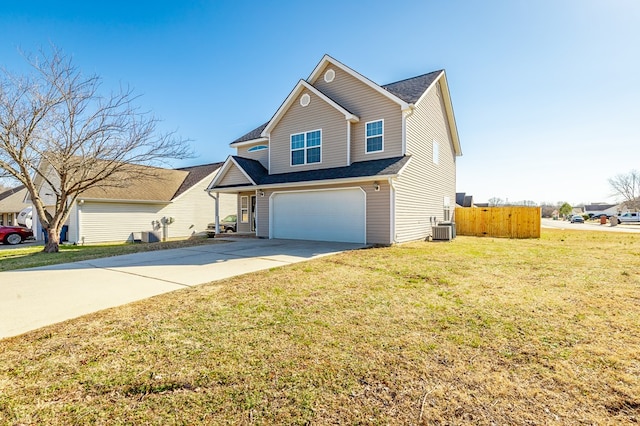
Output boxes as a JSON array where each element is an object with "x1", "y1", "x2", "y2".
[{"x1": 207, "y1": 55, "x2": 461, "y2": 245}]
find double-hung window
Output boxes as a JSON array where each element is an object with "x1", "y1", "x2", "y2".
[
  {"x1": 366, "y1": 120, "x2": 383, "y2": 153},
  {"x1": 432, "y1": 140, "x2": 439, "y2": 165},
  {"x1": 240, "y1": 196, "x2": 249, "y2": 223},
  {"x1": 291, "y1": 130, "x2": 321, "y2": 166}
]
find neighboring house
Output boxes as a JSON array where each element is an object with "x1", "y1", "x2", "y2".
[
  {"x1": 584, "y1": 204, "x2": 618, "y2": 217},
  {"x1": 617, "y1": 199, "x2": 640, "y2": 213},
  {"x1": 207, "y1": 55, "x2": 462, "y2": 244},
  {"x1": 571, "y1": 208, "x2": 584, "y2": 216},
  {"x1": 456, "y1": 192, "x2": 474, "y2": 208},
  {"x1": 0, "y1": 185, "x2": 30, "y2": 226},
  {"x1": 30, "y1": 162, "x2": 235, "y2": 244}
]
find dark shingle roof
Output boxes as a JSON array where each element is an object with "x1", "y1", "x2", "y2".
[
  {"x1": 216, "y1": 156, "x2": 410, "y2": 189},
  {"x1": 230, "y1": 69, "x2": 443, "y2": 145},
  {"x1": 584, "y1": 204, "x2": 617, "y2": 211},
  {"x1": 0, "y1": 185, "x2": 26, "y2": 202},
  {"x1": 173, "y1": 162, "x2": 224, "y2": 198},
  {"x1": 382, "y1": 70, "x2": 442, "y2": 104},
  {"x1": 231, "y1": 122, "x2": 269, "y2": 145}
]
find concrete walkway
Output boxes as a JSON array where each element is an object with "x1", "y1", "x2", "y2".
[{"x1": 0, "y1": 238, "x2": 366, "y2": 339}]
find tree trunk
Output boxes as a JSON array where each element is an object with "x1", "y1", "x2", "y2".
[{"x1": 43, "y1": 228, "x2": 60, "y2": 253}]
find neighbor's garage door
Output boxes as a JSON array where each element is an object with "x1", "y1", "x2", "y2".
[{"x1": 271, "y1": 188, "x2": 366, "y2": 243}]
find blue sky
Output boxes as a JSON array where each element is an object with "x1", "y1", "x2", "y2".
[{"x1": 1, "y1": 0, "x2": 638, "y2": 205}]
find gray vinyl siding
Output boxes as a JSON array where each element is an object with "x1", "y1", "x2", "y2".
[
  {"x1": 364, "y1": 182, "x2": 391, "y2": 244},
  {"x1": 394, "y1": 82, "x2": 457, "y2": 243},
  {"x1": 311, "y1": 64, "x2": 403, "y2": 163},
  {"x1": 218, "y1": 164, "x2": 253, "y2": 186},
  {"x1": 256, "y1": 190, "x2": 269, "y2": 238},
  {"x1": 269, "y1": 91, "x2": 348, "y2": 174},
  {"x1": 237, "y1": 143, "x2": 269, "y2": 168},
  {"x1": 256, "y1": 182, "x2": 391, "y2": 244}
]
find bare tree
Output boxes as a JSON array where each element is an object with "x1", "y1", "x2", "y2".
[
  {"x1": 609, "y1": 170, "x2": 640, "y2": 210},
  {"x1": 0, "y1": 47, "x2": 192, "y2": 252},
  {"x1": 540, "y1": 203, "x2": 556, "y2": 218},
  {"x1": 488, "y1": 197, "x2": 504, "y2": 207}
]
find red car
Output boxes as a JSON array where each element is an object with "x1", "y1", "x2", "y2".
[{"x1": 0, "y1": 225, "x2": 33, "y2": 245}]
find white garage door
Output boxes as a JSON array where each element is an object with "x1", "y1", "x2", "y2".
[{"x1": 271, "y1": 188, "x2": 366, "y2": 243}]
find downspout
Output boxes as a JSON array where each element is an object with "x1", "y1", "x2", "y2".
[
  {"x1": 388, "y1": 177, "x2": 397, "y2": 244},
  {"x1": 207, "y1": 191, "x2": 220, "y2": 234},
  {"x1": 346, "y1": 121, "x2": 351, "y2": 166},
  {"x1": 267, "y1": 135, "x2": 272, "y2": 174}
]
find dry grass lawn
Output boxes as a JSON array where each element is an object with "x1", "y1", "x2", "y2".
[{"x1": 0, "y1": 229, "x2": 639, "y2": 425}]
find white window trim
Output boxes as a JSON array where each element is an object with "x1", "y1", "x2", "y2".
[
  {"x1": 365, "y1": 119, "x2": 384, "y2": 154},
  {"x1": 290, "y1": 129, "x2": 322, "y2": 167},
  {"x1": 240, "y1": 196, "x2": 249, "y2": 223},
  {"x1": 443, "y1": 195, "x2": 451, "y2": 221},
  {"x1": 248, "y1": 145, "x2": 268, "y2": 152}
]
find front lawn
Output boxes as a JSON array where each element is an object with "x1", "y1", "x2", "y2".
[{"x1": 0, "y1": 229, "x2": 638, "y2": 424}]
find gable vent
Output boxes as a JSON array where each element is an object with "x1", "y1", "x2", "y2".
[
  {"x1": 324, "y1": 68, "x2": 335, "y2": 83},
  {"x1": 300, "y1": 93, "x2": 310, "y2": 107}
]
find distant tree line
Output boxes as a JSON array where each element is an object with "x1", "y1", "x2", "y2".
[{"x1": 487, "y1": 198, "x2": 537, "y2": 207}]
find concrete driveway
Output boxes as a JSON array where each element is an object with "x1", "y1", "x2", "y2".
[{"x1": 0, "y1": 238, "x2": 366, "y2": 339}]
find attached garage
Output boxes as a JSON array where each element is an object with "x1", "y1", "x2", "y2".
[{"x1": 270, "y1": 188, "x2": 366, "y2": 243}]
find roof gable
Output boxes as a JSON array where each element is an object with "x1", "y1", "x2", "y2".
[
  {"x1": 0, "y1": 185, "x2": 26, "y2": 202},
  {"x1": 207, "y1": 156, "x2": 257, "y2": 190},
  {"x1": 430, "y1": 71, "x2": 461, "y2": 156},
  {"x1": 260, "y1": 80, "x2": 359, "y2": 137},
  {"x1": 229, "y1": 55, "x2": 461, "y2": 157},
  {"x1": 307, "y1": 55, "x2": 411, "y2": 110},
  {"x1": 0, "y1": 186, "x2": 29, "y2": 212}
]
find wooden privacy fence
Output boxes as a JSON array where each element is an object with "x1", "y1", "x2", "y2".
[{"x1": 455, "y1": 207, "x2": 541, "y2": 238}]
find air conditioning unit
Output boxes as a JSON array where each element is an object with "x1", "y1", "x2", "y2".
[{"x1": 432, "y1": 225, "x2": 452, "y2": 241}]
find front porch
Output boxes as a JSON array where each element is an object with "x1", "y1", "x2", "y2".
[{"x1": 210, "y1": 189, "x2": 261, "y2": 238}]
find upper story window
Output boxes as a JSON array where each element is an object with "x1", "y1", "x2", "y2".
[
  {"x1": 433, "y1": 140, "x2": 439, "y2": 165},
  {"x1": 366, "y1": 120, "x2": 384, "y2": 153},
  {"x1": 291, "y1": 130, "x2": 321, "y2": 166},
  {"x1": 248, "y1": 145, "x2": 268, "y2": 152}
]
